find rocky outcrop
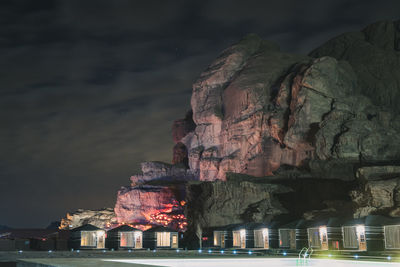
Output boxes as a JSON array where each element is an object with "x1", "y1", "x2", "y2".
[
  {"x1": 178, "y1": 28, "x2": 400, "y2": 181},
  {"x1": 115, "y1": 162, "x2": 191, "y2": 230},
  {"x1": 186, "y1": 180, "x2": 291, "y2": 228},
  {"x1": 310, "y1": 20, "x2": 400, "y2": 114},
  {"x1": 357, "y1": 166, "x2": 400, "y2": 181},
  {"x1": 130, "y1": 161, "x2": 196, "y2": 186},
  {"x1": 172, "y1": 110, "x2": 196, "y2": 144},
  {"x1": 182, "y1": 34, "x2": 311, "y2": 180},
  {"x1": 114, "y1": 185, "x2": 185, "y2": 226},
  {"x1": 111, "y1": 20, "x2": 400, "y2": 232},
  {"x1": 351, "y1": 166, "x2": 400, "y2": 218},
  {"x1": 59, "y1": 208, "x2": 117, "y2": 229}
]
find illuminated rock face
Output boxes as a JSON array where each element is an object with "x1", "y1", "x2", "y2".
[
  {"x1": 111, "y1": 21, "x2": 400, "y2": 231},
  {"x1": 115, "y1": 162, "x2": 190, "y2": 230},
  {"x1": 179, "y1": 27, "x2": 400, "y2": 181},
  {"x1": 114, "y1": 185, "x2": 184, "y2": 225},
  {"x1": 182, "y1": 34, "x2": 311, "y2": 180},
  {"x1": 59, "y1": 208, "x2": 117, "y2": 229}
]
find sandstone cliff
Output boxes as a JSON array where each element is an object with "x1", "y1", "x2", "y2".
[
  {"x1": 111, "y1": 20, "x2": 400, "y2": 232},
  {"x1": 177, "y1": 28, "x2": 400, "y2": 181}
]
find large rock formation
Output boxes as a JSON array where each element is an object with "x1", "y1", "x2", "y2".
[
  {"x1": 178, "y1": 30, "x2": 400, "y2": 181},
  {"x1": 111, "y1": 20, "x2": 400, "y2": 233}
]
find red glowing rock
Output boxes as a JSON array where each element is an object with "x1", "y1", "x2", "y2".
[{"x1": 114, "y1": 185, "x2": 187, "y2": 230}]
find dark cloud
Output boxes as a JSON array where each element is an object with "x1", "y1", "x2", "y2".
[{"x1": 0, "y1": 0, "x2": 399, "y2": 227}]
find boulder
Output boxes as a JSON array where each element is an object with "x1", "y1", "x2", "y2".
[{"x1": 350, "y1": 177, "x2": 400, "y2": 218}]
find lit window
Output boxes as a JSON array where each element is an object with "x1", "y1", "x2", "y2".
[
  {"x1": 120, "y1": 232, "x2": 134, "y2": 247},
  {"x1": 254, "y1": 228, "x2": 268, "y2": 248},
  {"x1": 156, "y1": 232, "x2": 171, "y2": 247},
  {"x1": 232, "y1": 231, "x2": 241, "y2": 247},
  {"x1": 214, "y1": 231, "x2": 221, "y2": 246},
  {"x1": 81, "y1": 231, "x2": 96, "y2": 247},
  {"x1": 385, "y1": 225, "x2": 400, "y2": 249}
]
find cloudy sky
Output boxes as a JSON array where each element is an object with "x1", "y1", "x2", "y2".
[{"x1": 1, "y1": 0, "x2": 399, "y2": 227}]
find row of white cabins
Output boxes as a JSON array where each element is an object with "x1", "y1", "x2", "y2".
[{"x1": 69, "y1": 215, "x2": 400, "y2": 252}]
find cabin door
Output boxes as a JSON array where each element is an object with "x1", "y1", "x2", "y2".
[
  {"x1": 96, "y1": 231, "x2": 105, "y2": 249},
  {"x1": 135, "y1": 232, "x2": 142, "y2": 249},
  {"x1": 263, "y1": 229, "x2": 269, "y2": 249},
  {"x1": 357, "y1": 228, "x2": 367, "y2": 251},
  {"x1": 320, "y1": 228, "x2": 328, "y2": 250},
  {"x1": 289, "y1": 230, "x2": 296, "y2": 249},
  {"x1": 240, "y1": 231, "x2": 246, "y2": 249},
  {"x1": 171, "y1": 233, "x2": 178, "y2": 249}
]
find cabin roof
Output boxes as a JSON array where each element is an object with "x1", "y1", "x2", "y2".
[
  {"x1": 385, "y1": 216, "x2": 400, "y2": 226},
  {"x1": 144, "y1": 226, "x2": 177, "y2": 233},
  {"x1": 70, "y1": 224, "x2": 103, "y2": 232},
  {"x1": 231, "y1": 221, "x2": 281, "y2": 230},
  {"x1": 305, "y1": 217, "x2": 346, "y2": 228},
  {"x1": 279, "y1": 219, "x2": 309, "y2": 229},
  {"x1": 343, "y1": 215, "x2": 393, "y2": 226},
  {"x1": 107, "y1": 225, "x2": 142, "y2": 232}
]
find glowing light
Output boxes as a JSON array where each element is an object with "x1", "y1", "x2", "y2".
[
  {"x1": 48, "y1": 250, "x2": 52, "y2": 253},
  {"x1": 128, "y1": 249, "x2": 132, "y2": 253},
  {"x1": 248, "y1": 251, "x2": 252, "y2": 255},
  {"x1": 356, "y1": 225, "x2": 365, "y2": 235},
  {"x1": 319, "y1": 226, "x2": 327, "y2": 236},
  {"x1": 220, "y1": 250, "x2": 224, "y2": 254},
  {"x1": 76, "y1": 250, "x2": 80, "y2": 253},
  {"x1": 262, "y1": 228, "x2": 268, "y2": 236},
  {"x1": 240, "y1": 229, "x2": 246, "y2": 237},
  {"x1": 103, "y1": 250, "x2": 106, "y2": 253},
  {"x1": 176, "y1": 249, "x2": 180, "y2": 253},
  {"x1": 233, "y1": 250, "x2": 237, "y2": 254},
  {"x1": 328, "y1": 254, "x2": 332, "y2": 257},
  {"x1": 198, "y1": 249, "x2": 202, "y2": 253},
  {"x1": 283, "y1": 252, "x2": 287, "y2": 256},
  {"x1": 354, "y1": 254, "x2": 359, "y2": 259},
  {"x1": 208, "y1": 250, "x2": 212, "y2": 253},
  {"x1": 18, "y1": 250, "x2": 23, "y2": 253},
  {"x1": 387, "y1": 256, "x2": 391, "y2": 261},
  {"x1": 153, "y1": 249, "x2": 157, "y2": 252}
]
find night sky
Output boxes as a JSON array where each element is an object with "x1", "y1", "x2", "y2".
[{"x1": 1, "y1": 0, "x2": 399, "y2": 228}]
